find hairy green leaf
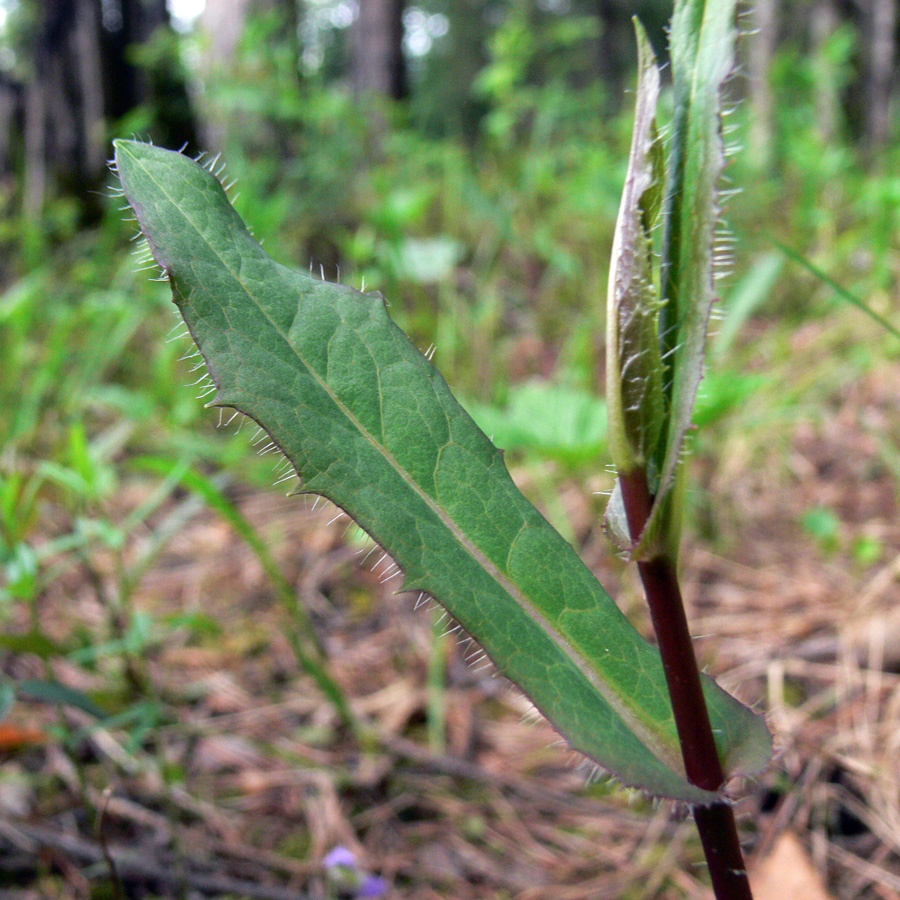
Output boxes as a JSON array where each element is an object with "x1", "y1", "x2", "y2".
[
  {"x1": 115, "y1": 139, "x2": 771, "y2": 802},
  {"x1": 646, "y1": 0, "x2": 738, "y2": 552},
  {"x1": 606, "y1": 21, "x2": 665, "y2": 479}
]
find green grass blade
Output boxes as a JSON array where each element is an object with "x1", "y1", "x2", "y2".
[
  {"x1": 773, "y1": 239, "x2": 900, "y2": 341},
  {"x1": 114, "y1": 139, "x2": 771, "y2": 802},
  {"x1": 17, "y1": 678, "x2": 108, "y2": 719}
]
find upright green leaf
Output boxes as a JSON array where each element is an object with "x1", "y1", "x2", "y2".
[
  {"x1": 644, "y1": 0, "x2": 737, "y2": 551},
  {"x1": 605, "y1": 22, "x2": 665, "y2": 480},
  {"x1": 115, "y1": 139, "x2": 771, "y2": 803},
  {"x1": 604, "y1": 22, "x2": 668, "y2": 556}
]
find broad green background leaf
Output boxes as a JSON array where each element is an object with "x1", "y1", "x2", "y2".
[
  {"x1": 115, "y1": 139, "x2": 770, "y2": 803},
  {"x1": 464, "y1": 381, "x2": 608, "y2": 466}
]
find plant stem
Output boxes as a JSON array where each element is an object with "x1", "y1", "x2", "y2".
[{"x1": 619, "y1": 469, "x2": 753, "y2": 900}]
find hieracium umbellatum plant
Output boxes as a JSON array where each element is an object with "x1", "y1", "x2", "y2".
[{"x1": 114, "y1": 1, "x2": 771, "y2": 896}]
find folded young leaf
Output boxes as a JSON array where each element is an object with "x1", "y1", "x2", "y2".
[
  {"x1": 647, "y1": 0, "x2": 738, "y2": 551},
  {"x1": 605, "y1": 21, "x2": 665, "y2": 480},
  {"x1": 115, "y1": 139, "x2": 771, "y2": 802}
]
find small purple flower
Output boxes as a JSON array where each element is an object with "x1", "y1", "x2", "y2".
[
  {"x1": 323, "y1": 846, "x2": 357, "y2": 870},
  {"x1": 359, "y1": 873, "x2": 388, "y2": 897},
  {"x1": 323, "y1": 845, "x2": 389, "y2": 897}
]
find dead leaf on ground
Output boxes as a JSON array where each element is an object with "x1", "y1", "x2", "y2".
[{"x1": 751, "y1": 831, "x2": 836, "y2": 900}]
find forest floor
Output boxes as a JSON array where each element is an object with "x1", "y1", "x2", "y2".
[{"x1": 2, "y1": 352, "x2": 900, "y2": 900}]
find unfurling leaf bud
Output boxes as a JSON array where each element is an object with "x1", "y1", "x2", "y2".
[{"x1": 605, "y1": 22, "x2": 665, "y2": 479}]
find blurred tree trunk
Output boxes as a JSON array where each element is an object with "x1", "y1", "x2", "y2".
[
  {"x1": 350, "y1": 0, "x2": 407, "y2": 100},
  {"x1": 199, "y1": 0, "x2": 251, "y2": 71},
  {"x1": 277, "y1": 0, "x2": 302, "y2": 88},
  {"x1": 863, "y1": 0, "x2": 896, "y2": 152},
  {"x1": 102, "y1": 0, "x2": 169, "y2": 120},
  {"x1": 811, "y1": 0, "x2": 839, "y2": 144},
  {"x1": 18, "y1": 0, "x2": 194, "y2": 221},
  {"x1": 196, "y1": 0, "x2": 250, "y2": 151},
  {"x1": 595, "y1": 0, "x2": 631, "y2": 105},
  {"x1": 199, "y1": 0, "x2": 299, "y2": 59},
  {"x1": 0, "y1": 74, "x2": 22, "y2": 180},
  {"x1": 748, "y1": 0, "x2": 776, "y2": 168},
  {"x1": 23, "y1": 0, "x2": 106, "y2": 218},
  {"x1": 196, "y1": 0, "x2": 301, "y2": 151}
]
